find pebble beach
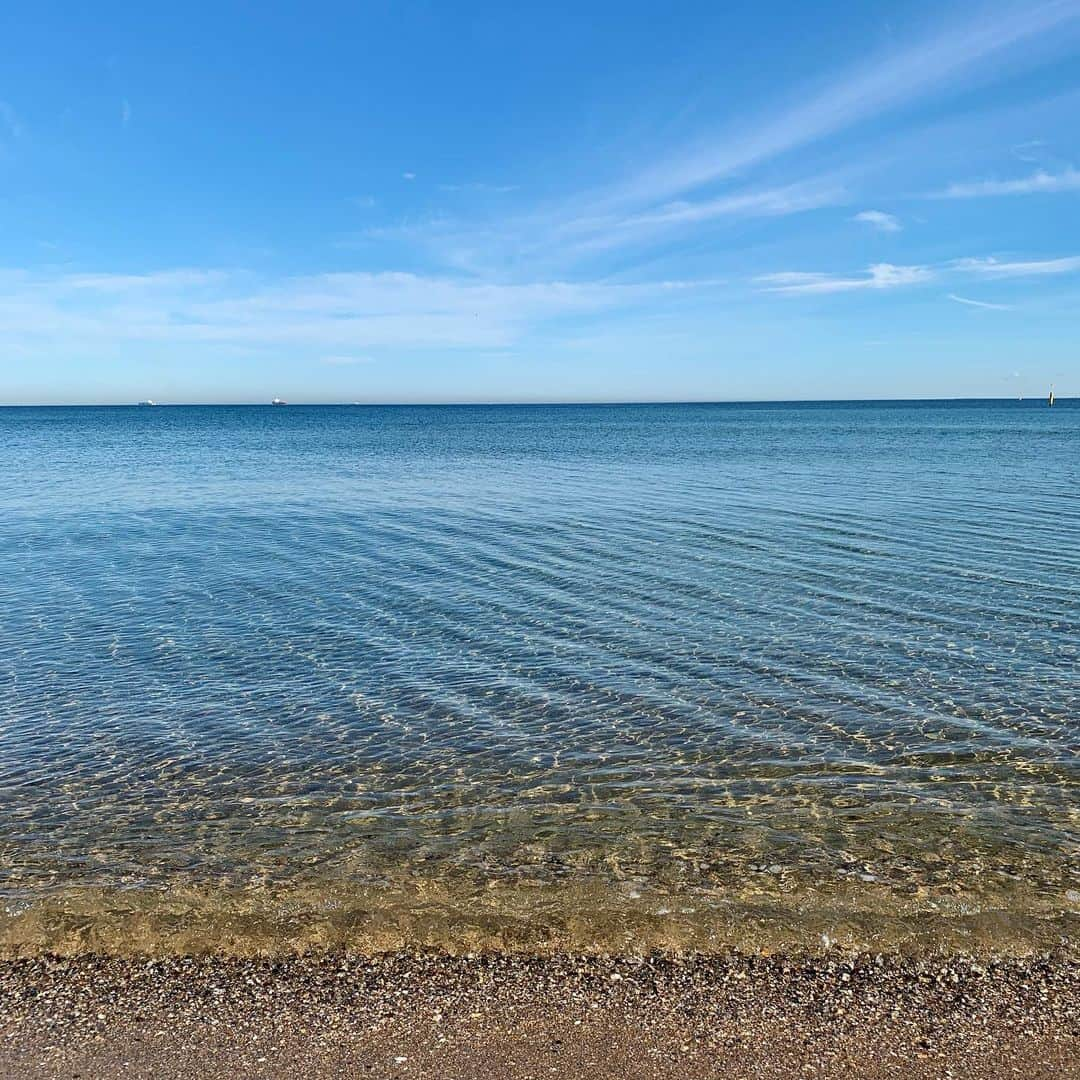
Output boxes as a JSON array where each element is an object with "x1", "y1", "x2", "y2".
[{"x1": 2, "y1": 950, "x2": 1077, "y2": 1079}]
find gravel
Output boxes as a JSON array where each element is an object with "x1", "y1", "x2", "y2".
[{"x1": 1, "y1": 950, "x2": 1077, "y2": 1078}]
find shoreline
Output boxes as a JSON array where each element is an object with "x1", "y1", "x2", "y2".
[
  {"x1": 5, "y1": 876, "x2": 1077, "y2": 959},
  {"x1": 2, "y1": 950, "x2": 1077, "y2": 1078}
]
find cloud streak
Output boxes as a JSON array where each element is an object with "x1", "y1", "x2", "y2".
[
  {"x1": 947, "y1": 293, "x2": 1013, "y2": 310},
  {"x1": 935, "y1": 167, "x2": 1080, "y2": 197},
  {"x1": 761, "y1": 252, "x2": 1080, "y2": 296},
  {"x1": 331, "y1": 4, "x2": 1080, "y2": 277},
  {"x1": 954, "y1": 254, "x2": 1080, "y2": 276},
  {"x1": 757, "y1": 263, "x2": 932, "y2": 294},
  {"x1": 556, "y1": 179, "x2": 845, "y2": 256},
  {"x1": 0, "y1": 267, "x2": 725, "y2": 354},
  {"x1": 0, "y1": 102, "x2": 22, "y2": 139},
  {"x1": 603, "y1": 1, "x2": 1080, "y2": 211},
  {"x1": 853, "y1": 210, "x2": 902, "y2": 232},
  {"x1": 364, "y1": 173, "x2": 845, "y2": 275}
]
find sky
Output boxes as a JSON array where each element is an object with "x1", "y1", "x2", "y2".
[{"x1": 1, "y1": 1, "x2": 1079, "y2": 404}]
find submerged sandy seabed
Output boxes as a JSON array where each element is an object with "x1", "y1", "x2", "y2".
[{"x1": 2, "y1": 872, "x2": 1078, "y2": 958}]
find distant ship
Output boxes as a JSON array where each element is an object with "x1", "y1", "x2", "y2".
[
  {"x1": 271, "y1": 398, "x2": 288, "y2": 406},
  {"x1": 137, "y1": 400, "x2": 156, "y2": 407},
  {"x1": 1048, "y1": 385, "x2": 1055, "y2": 407}
]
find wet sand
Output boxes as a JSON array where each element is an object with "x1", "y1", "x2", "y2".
[{"x1": 1, "y1": 951, "x2": 1077, "y2": 1079}]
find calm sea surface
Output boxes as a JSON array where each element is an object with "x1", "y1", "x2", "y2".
[{"x1": 1, "y1": 401, "x2": 1078, "y2": 955}]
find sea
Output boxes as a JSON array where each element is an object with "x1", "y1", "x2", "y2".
[{"x1": 1, "y1": 400, "x2": 1077, "y2": 956}]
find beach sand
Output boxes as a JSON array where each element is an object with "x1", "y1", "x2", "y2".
[{"x1": 2, "y1": 951, "x2": 1077, "y2": 1079}]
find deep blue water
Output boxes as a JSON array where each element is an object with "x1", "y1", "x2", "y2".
[{"x1": 1, "y1": 401, "x2": 1078, "y2": 952}]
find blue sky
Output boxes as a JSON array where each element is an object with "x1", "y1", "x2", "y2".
[{"x1": 2, "y1": 1, "x2": 1079, "y2": 403}]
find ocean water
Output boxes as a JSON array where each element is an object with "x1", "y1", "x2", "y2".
[{"x1": 1, "y1": 401, "x2": 1077, "y2": 956}]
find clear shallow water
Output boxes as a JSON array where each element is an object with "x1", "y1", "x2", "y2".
[{"x1": 1, "y1": 401, "x2": 1078, "y2": 955}]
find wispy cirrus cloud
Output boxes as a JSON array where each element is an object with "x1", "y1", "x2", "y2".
[
  {"x1": 760, "y1": 250, "x2": 1080, "y2": 297},
  {"x1": 327, "y1": 4, "x2": 1080, "y2": 278},
  {"x1": 0, "y1": 267, "x2": 726, "y2": 353},
  {"x1": 0, "y1": 102, "x2": 22, "y2": 139},
  {"x1": 853, "y1": 210, "x2": 902, "y2": 232},
  {"x1": 757, "y1": 263, "x2": 932, "y2": 295},
  {"x1": 60, "y1": 269, "x2": 229, "y2": 292},
  {"x1": 351, "y1": 175, "x2": 843, "y2": 273},
  {"x1": 439, "y1": 182, "x2": 519, "y2": 194},
  {"x1": 934, "y1": 167, "x2": 1080, "y2": 198},
  {"x1": 601, "y1": 182, "x2": 843, "y2": 232},
  {"x1": 602, "y1": 1, "x2": 1080, "y2": 212},
  {"x1": 954, "y1": 254, "x2": 1080, "y2": 276},
  {"x1": 947, "y1": 293, "x2": 1013, "y2": 310},
  {"x1": 1012, "y1": 139, "x2": 1046, "y2": 162},
  {"x1": 556, "y1": 179, "x2": 845, "y2": 256}
]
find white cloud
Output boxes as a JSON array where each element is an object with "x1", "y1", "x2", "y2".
[
  {"x1": 853, "y1": 209, "x2": 902, "y2": 232},
  {"x1": 947, "y1": 293, "x2": 1013, "y2": 310},
  {"x1": 954, "y1": 255, "x2": 1080, "y2": 276},
  {"x1": 402, "y1": 172, "x2": 416, "y2": 181},
  {"x1": 757, "y1": 263, "x2": 932, "y2": 294},
  {"x1": 935, "y1": 167, "x2": 1080, "y2": 198},
  {"x1": 555, "y1": 180, "x2": 844, "y2": 257},
  {"x1": 439, "y1": 182, "x2": 518, "y2": 194},
  {"x1": 61, "y1": 269, "x2": 228, "y2": 292},
  {"x1": 759, "y1": 252, "x2": 1080, "y2": 297},
  {"x1": 340, "y1": 6, "x2": 1080, "y2": 277},
  {"x1": 0, "y1": 267, "x2": 725, "y2": 353},
  {"x1": 0, "y1": 102, "x2": 22, "y2": 139},
  {"x1": 356, "y1": 176, "x2": 844, "y2": 275},
  {"x1": 1011, "y1": 139, "x2": 1048, "y2": 163},
  {"x1": 603, "y1": 1, "x2": 1080, "y2": 210},
  {"x1": 609, "y1": 183, "x2": 842, "y2": 231}
]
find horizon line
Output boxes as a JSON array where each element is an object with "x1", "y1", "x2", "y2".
[{"x1": 0, "y1": 394, "x2": 1072, "y2": 408}]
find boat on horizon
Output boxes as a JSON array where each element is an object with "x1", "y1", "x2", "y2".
[
  {"x1": 1048, "y1": 385, "x2": 1055, "y2": 407},
  {"x1": 271, "y1": 398, "x2": 288, "y2": 406},
  {"x1": 137, "y1": 400, "x2": 156, "y2": 407}
]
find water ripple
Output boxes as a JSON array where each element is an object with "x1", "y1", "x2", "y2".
[{"x1": 0, "y1": 402, "x2": 1077, "y2": 953}]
